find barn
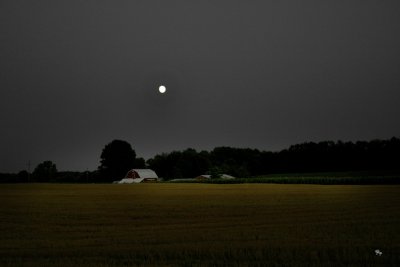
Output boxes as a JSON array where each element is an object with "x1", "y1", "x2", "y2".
[{"x1": 117, "y1": 169, "x2": 159, "y2": 184}]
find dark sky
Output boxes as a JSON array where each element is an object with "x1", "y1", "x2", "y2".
[{"x1": 1, "y1": 1, "x2": 400, "y2": 172}]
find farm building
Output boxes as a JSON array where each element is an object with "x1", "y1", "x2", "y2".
[
  {"x1": 117, "y1": 169, "x2": 159, "y2": 184},
  {"x1": 195, "y1": 174, "x2": 235, "y2": 180}
]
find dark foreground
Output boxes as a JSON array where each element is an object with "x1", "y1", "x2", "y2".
[{"x1": 0, "y1": 184, "x2": 399, "y2": 266}]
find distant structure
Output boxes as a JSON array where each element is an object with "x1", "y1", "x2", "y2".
[
  {"x1": 115, "y1": 169, "x2": 159, "y2": 184},
  {"x1": 195, "y1": 174, "x2": 235, "y2": 180}
]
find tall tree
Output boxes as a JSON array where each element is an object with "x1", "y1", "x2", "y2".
[
  {"x1": 32, "y1": 161, "x2": 57, "y2": 182},
  {"x1": 98, "y1": 140, "x2": 136, "y2": 181}
]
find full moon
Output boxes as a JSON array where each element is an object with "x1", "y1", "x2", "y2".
[{"x1": 158, "y1": 85, "x2": 166, "y2": 94}]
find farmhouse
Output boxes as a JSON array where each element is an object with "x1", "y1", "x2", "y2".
[{"x1": 117, "y1": 169, "x2": 159, "y2": 184}]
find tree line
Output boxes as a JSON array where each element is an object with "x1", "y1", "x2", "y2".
[
  {"x1": 1, "y1": 137, "x2": 399, "y2": 183},
  {"x1": 147, "y1": 137, "x2": 400, "y2": 179}
]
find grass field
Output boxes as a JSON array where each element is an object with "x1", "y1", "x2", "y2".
[{"x1": 0, "y1": 184, "x2": 399, "y2": 266}]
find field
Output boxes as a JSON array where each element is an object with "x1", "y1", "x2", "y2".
[{"x1": 1, "y1": 184, "x2": 399, "y2": 266}]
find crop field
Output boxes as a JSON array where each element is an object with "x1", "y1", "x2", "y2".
[{"x1": 0, "y1": 184, "x2": 399, "y2": 266}]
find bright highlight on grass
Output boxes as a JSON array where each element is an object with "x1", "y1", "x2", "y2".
[{"x1": 159, "y1": 85, "x2": 166, "y2": 94}]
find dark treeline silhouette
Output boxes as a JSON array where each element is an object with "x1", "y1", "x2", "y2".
[
  {"x1": 147, "y1": 137, "x2": 400, "y2": 179},
  {"x1": 1, "y1": 137, "x2": 399, "y2": 183},
  {"x1": 0, "y1": 161, "x2": 94, "y2": 183},
  {"x1": 0, "y1": 140, "x2": 146, "y2": 183}
]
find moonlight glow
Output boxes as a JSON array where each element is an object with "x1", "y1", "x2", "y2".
[{"x1": 158, "y1": 85, "x2": 166, "y2": 94}]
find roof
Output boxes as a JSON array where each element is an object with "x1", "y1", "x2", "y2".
[
  {"x1": 196, "y1": 174, "x2": 235, "y2": 179},
  {"x1": 197, "y1": 175, "x2": 211, "y2": 179},
  {"x1": 125, "y1": 169, "x2": 158, "y2": 179},
  {"x1": 221, "y1": 174, "x2": 235, "y2": 179}
]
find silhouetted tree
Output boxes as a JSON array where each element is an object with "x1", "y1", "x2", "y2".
[
  {"x1": 177, "y1": 149, "x2": 211, "y2": 178},
  {"x1": 147, "y1": 149, "x2": 211, "y2": 180},
  {"x1": 146, "y1": 154, "x2": 168, "y2": 179},
  {"x1": 32, "y1": 161, "x2": 57, "y2": 182},
  {"x1": 134, "y1": 157, "x2": 146, "y2": 168},
  {"x1": 146, "y1": 137, "x2": 400, "y2": 178},
  {"x1": 98, "y1": 140, "x2": 136, "y2": 182},
  {"x1": 208, "y1": 166, "x2": 222, "y2": 179},
  {"x1": 0, "y1": 173, "x2": 17, "y2": 183},
  {"x1": 17, "y1": 170, "x2": 29, "y2": 182}
]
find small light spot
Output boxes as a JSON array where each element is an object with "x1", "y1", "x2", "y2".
[{"x1": 159, "y1": 85, "x2": 166, "y2": 94}]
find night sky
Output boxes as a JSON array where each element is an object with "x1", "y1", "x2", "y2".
[{"x1": 1, "y1": 1, "x2": 400, "y2": 172}]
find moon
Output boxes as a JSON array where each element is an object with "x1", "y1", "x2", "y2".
[{"x1": 158, "y1": 85, "x2": 166, "y2": 94}]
